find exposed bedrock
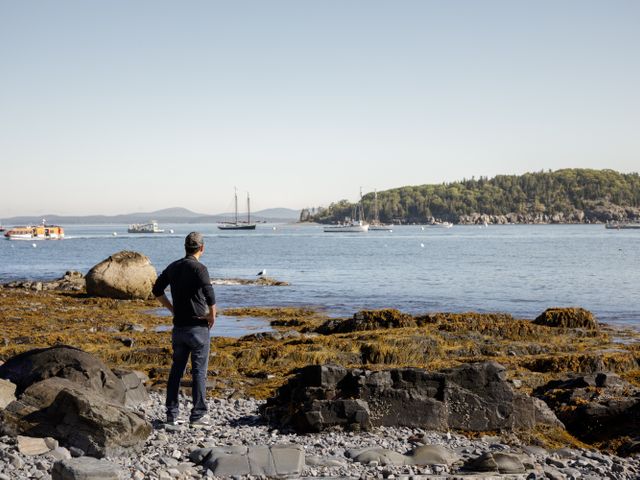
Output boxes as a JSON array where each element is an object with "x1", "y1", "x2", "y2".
[
  {"x1": 261, "y1": 361, "x2": 562, "y2": 433},
  {"x1": 535, "y1": 372, "x2": 640, "y2": 454}
]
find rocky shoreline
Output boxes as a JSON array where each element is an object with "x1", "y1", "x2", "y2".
[
  {"x1": 1, "y1": 391, "x2": 639, "y2": 479},
  {"x1": 1, "y1": 264, "x2": 639, "y2": 478}
]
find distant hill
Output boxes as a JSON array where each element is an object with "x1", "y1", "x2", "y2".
[
  {"x1": 303, "y1": 169, "x2": 640, "y2": 225},
  {"x1": 2, "y1": 207, "x2": 301, "y2": 225}
]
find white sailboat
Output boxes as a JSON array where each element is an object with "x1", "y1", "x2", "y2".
[
  {"x1": 218, "y1": 189, "x2": 257, "y2": 230},
  {"x1": 323, "y1": 190, "x2": 369, "y2": 233},
  {"x1": 369, "y1": 190, "x2": 393, "y2": 232}
]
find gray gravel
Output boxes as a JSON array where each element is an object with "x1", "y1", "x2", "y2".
[{"x1": 1, "y1": 392, "x2": 639, "y2": 479}]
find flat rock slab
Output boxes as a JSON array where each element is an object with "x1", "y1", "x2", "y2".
[
  {"x1": 51, "y1": 457, "x2": 123, "y2": 480},
  {"x1": 17, "y1": 435, "x2": 53, "y2": 455},
  {"x1": 0, "y1": 378, "x2": 16, "y2": 408},
  {"x1": 192, "y1": 444, "x2": 304, "y2": 477}
]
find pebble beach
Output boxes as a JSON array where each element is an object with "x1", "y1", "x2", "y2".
[{"x1": 2, "y1": 392, "x2": 640, "y2": 479}]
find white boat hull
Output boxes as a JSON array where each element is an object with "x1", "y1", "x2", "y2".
[
  {"x1": 423, "y1": 222, "x2": 453, "y2": 229},
  {"x1": 323, "y1": 224, "x2": 369, "y2": 233}
]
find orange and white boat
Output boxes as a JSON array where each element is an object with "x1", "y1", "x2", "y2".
[{"x1": 4, "y1": 222, "x2": 65, "y2": 240}]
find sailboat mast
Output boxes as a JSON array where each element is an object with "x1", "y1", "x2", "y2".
[
  {"x1": 374, "y1": 190, "x2": 379, "y2": 223},
  {"x1": 247, "y1": 193, "x2": 251, "y2": 224},
  {"x1": 234, "y1": 187, "x2": 238, "y2": 224}
]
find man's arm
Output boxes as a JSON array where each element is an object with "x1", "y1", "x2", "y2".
[
  {"x1": 206, "y1": 304, "x2": 216, "y2": 329},
  {"x1": 156, "y1": 293, "x2": 174, "y2": 315}
]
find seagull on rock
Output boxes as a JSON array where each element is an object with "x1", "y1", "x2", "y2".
[{"x1": 257, "y1": 269, "x2": 266, "y2": 277}]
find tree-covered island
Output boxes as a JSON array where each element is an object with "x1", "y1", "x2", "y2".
[{"x1": 301, "y1": 169, "x2": 640, "y2": 225}]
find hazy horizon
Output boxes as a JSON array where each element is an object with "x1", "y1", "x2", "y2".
[{"x1": 2, "y1": 1, "x2": 639, "y2": 217}]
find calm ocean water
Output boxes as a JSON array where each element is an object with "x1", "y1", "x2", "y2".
[{"x1": 1, "y1": 223, "x2": 638, "y2": 331}]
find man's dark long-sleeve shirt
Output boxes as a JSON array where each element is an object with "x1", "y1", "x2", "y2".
[{"x1": 152, "y1": 255, "x2": 216, "y2": 327}]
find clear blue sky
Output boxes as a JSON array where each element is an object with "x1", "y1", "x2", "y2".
[{"x1": 1, "y1": 1, "x2": 638, "y2": 216}]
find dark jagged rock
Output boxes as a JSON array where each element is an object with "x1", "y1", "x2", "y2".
[
  {"x1": 316, "y1": 309, "x2": 416, "y2": 334},
  {"x1": 0, "y1": 345, "x2": 125, "y2": 403},
  {"x1": 533, "y1": 307, "x2": 598, "y2": 330},
  {"x1": 0, "y1": 346, "x2": 152, "y2": 457},
  {"x1": 534, "y1": 372, "x2": 640, "y2": 451},
  {"x1": 261, "y1": 362, "x2": 562, "y2": 433},
  {"x1": 85, "y1": 251, "x2": 157, "y2": 300},
  {"x1": 0, "y1": 377, "x2": 151, "y2": 457}
]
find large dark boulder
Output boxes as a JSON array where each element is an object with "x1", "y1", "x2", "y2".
[
  {"x1": 0, "y1": 346, "x2": 151, "y2": 457},
  {"x1": 534, "y1": 372, "x2": 640, "y2": 452},
  {"x1": 0, "y1": 377, "x2": 151, "y2": 457},
  {"x1": 0, "y1": 346, "x2": 125, "y2": 404},
  {"x1": 533, "y1": 307, "x2": 598, "y2": 330},
  {"x1": 85, "y1": 251, "x2": 157, "y2": 300},
  {"x1": 261, "y1": 362, "x2": 562, "y2": 433}
]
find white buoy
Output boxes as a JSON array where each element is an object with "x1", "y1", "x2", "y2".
[
  {"x1": 32, "y1": 243, "x2": 37, "y2": 248},
  {"x1": 420, "y1": 243, "x2": 425, "y2": 248},
  {"x1": 169, "y1": 229, "x2": 174, "y2": 234},
  {"x1": 272, "y1": 226, "x2": 277, "y2": 230},
  {"x1": 421, "y1": 226, "x2": 425, "y2": 231},
  {"x1": 112, "y1": 232, "x2": 118, "y2": 236}
]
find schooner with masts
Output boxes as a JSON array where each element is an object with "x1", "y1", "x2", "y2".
[{"x1": 218, "y1": 188, "x2": 257, "y2": 230}]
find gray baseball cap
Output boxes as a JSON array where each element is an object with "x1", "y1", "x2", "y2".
[{"x1": 185, "y1": 232, "x2": 204, "y2": 249}]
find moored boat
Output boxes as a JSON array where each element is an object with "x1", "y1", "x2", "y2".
[
  {"x1": 4, "y1": 222, "x2": 64, "y2": 240},
  {"x1": 369, "y1": 190, "x2": 393, "y2": 232},
  {"x1": 323, "y1": 189, "x2": 369, "y2": 233},
  {"x1": 323, "y1": 220, "x2": 369, "y2": 233},
  {"x1": 218, "y1": 189, "x2": 257, "y2": 230},
  {"x1": 605, "y1": 221, "x2": 640, "y2": 230},
  {"x1": 128, "y1": 220, "x2": 165, "y2": 233},
  {"x1": 423, "y1": 220, "x2": 453, "y2": 228}
]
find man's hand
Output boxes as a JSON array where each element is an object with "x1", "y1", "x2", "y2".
[
  {"x1": 207, "y1": 305, "x2": 216, "y2": 329},
  {"x1": 156, "y1": 294, "x2": 174, "y2": 315}
]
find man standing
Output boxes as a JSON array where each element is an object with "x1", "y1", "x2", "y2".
[{"x1": 152, "y1": 232, "x2": 216, "y2": 427}]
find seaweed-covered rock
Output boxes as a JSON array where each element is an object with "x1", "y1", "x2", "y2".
[
  {"x1": 261, "y1": 362, "x2": 562, "y2": 433},
  {"x1": 533, "y1": 307, "x2": 598, "y2": 329},
  {"x1": 85, "y1": 251, "x2": 157, "y2": 300},
  {"x1": 317, "y1": 309, "x2": 416, "y2": 334},
  {"x1": 534, "y1": 372, "x2": 640, "y2": 452}
]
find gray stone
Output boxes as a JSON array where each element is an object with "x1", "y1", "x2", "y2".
[
  {"x1": 17, "y1": 436, "x2": 51, "y2": 456},
  {"x1": 204, "y1": 453, "x2": 251, "y2": 476},
  {"x1": 51, "y1": 457, "x2": 122, "y2": 480},
  {"x1": 194, "y1": 444, "x2": 304, "y2": 478},
  {"x1": 48, "y1": 447, "x2": 72, "y2": 461},
  {"x1": 464, "y1": 452, "x2": 499, "y2": 472},
  {"x1": 112, "y1": 369, "x2": 151, "y2": 408},
  {"x1": 406, "y1": 444, "x2": 459, "y2": 466},
  {"x1": 347, "y1": 447, "x2": 407, "y2": 466},
  {"x1": 547, "y1": 457, "x2": 568, "y2": 468},
  {"x1": 305, "y1": 455, "x2": 347, "y2": 467},
  {"x1": 0, "y1": 379, "x2": 16, "y2": 408},
  {"x1": 492, "y1": 452, "x2": 526, "y2": 474},
  {"x1": 271, "y1": 444, "x2": 305, "y2": 476}
]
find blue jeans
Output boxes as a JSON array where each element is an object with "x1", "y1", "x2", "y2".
[{"x1": 166, "y1": 325, "x2": 210, "y2": 422}]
